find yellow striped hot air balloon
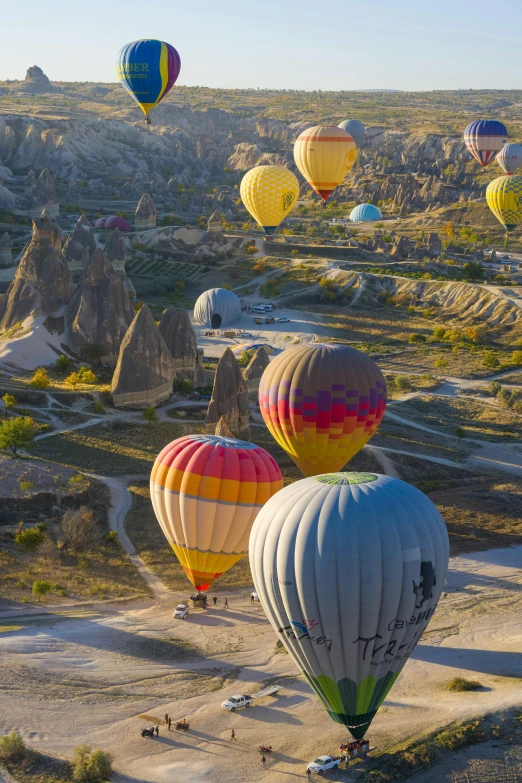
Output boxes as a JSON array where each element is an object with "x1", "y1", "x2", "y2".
[
  {"x1": 240, "y1": 165, "x2": 299, "y2": 234},
  {"x1": 293, "y1": 125, "x2": 356, "y2": 201},
  {"x1": 150, "y1": 434, "x2": 283, "y2": 591},
  {"x1": 486, "y1": 175, "x2": 522, "y2": 232}
]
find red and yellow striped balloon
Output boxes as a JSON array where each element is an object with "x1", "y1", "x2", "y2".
[
  {"x1": 259, "y1": 344, "x2": 387, "y2": 476},
  {"x1": 150, "y1": 435, "x2": 283, "y2": 591},
  {"x1": 293, "y1": 125, "x2": 356, "y2": 201}
]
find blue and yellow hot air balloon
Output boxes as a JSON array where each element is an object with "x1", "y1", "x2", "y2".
[{"x1": 117, "y1": 39, "x2": 181, "y2": 124}]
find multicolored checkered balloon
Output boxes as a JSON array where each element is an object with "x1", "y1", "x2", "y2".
[{"x1": 259, "y1": 344, "x2": 387, "y2": 476}]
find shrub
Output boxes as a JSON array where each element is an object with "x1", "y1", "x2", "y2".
[
  {"x1": 72, "y1": 745, "x2": 113, "y2": 783},
  {"x1": 55, "y1": 354, "x2": 71, "y2": 372},
  {"x1": 78, "y1": 367, "x2": 97, "y2": 384},
  {"x1": 143, "y1": 407, "x2": 158, "y2": 425},
  {"x1": 483, "y1": 351, "x2": 500, "y2": 369},
  {"x1": 93, "y1": 402, "x2": 105, "y2": 414},
  {"x1": 2, "y1": 392, "x2": 16, "y2": 415},
  {"x1": 15, "y1": 527, "x2": 44, "y2": 551},
  {"x1": 174, "y1": 378, "x2": 191, "y2": 394},
  {"x1": 0, "y1": 416, "x2": 36, "y2": 456},
  {"x1": 69, "y1": 473, "x2": 85, "y2": 484},
  {"x1": 434, "y1": 358, "x2": 448, "y2": 369},
  {"x1": 30, "y1": 368, "x2": 50, "y2": 389},
  {"x1": 19, "y1": 480, "x2": 34, "y2": 491},
  {"x1": 447, "y1": 677, "x2": 482, "y2": 692},
  {"x1": 408, "y1": 333, "x2": 427, "y2": 344},
  {"x1": 512, "y1": 350, "x2": 522, "y2": 366},
  {"x1": 432, "y1": 327, "x2": 446, "y2": 340},
  {"x1": 238, "y1": 350, "x2": 254, "y2": 366},
  {"x1": 105, "y1": 531, "x2": 119, "y2": 544},
  {"x1": 290, "y1": 249, "x2": 299, "y2": 257},
  {"x1": 61, "y1": 506, "x2": 100, "y2": 554},
  {"x1": 434, "y1": 720, "x2": 485, "y2": 751},
  {"x1": 65, "y1": 372, "x2": 81, "y2": 389},
  {"x1": 455, "y1": 427, "x2": 466, "y2": 442},
  {"x1": 489, "y1": 381, "x2": 501, "y2": 396},
  {"x1": 0, "y1": 731, "x2": 26, "y2": 761},
  {"x1": 32, "y1": 580, "x2": 52, "y2": 600}
]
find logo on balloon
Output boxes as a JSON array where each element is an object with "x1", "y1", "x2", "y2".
[
  {"x1": 282, "y1": 191, "x2": 295, "y2": 211},
  {"x1": 412, "y1": 560, "x2": 436, "y2": 608}
]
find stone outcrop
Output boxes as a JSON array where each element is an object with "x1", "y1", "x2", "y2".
[
  {"x1": 63, "y1": 214, "x2": 95, "y2": 271},
  {"x1": 104, "y1": 228, "x2": 135, "y2": 298},
  {"x1": 205, "y1": 347, "x2": 250, "y2": 439},
  {"x1": 65, "y1": 249, "x2": 135, "y2": 363},
  {"x1": 243, "y1": 347, "x2": 269, "y2": 400},
  {"x1": 426, "y1": 232, "x2": 442, "y2": 258},
  {"x1": 112, "y1": 305, "x2": 175, "y2": 408},
  {"x1": 0, "y1": 232, "x2": 13, "y2": 267},
  {"x1": 0, "y1": 210, "x2": 73, "y2": 332},
  {"x1": 215, "y1": 416, "x2": 234, "y2": 438},
  {"x1": 19, "y1": 66, "x2": 61, "y2": 94},
  {"x1": 135, "y1": 193, "x2": 157, "y2": 230},
  {"x1": 26, "y1": 168, "x2": 59, "y2": 218},
  {"x1": 158, "y1": 307, "x2": 204, "y2": 386},
  {"x1": 390, "y1": 235, "x2": 412, "y2": 259},
  {"x1": 25, "y1": 170, "x2": 36, "y2": 195}
]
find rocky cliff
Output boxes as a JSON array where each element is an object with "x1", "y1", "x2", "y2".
[
  {"x1": 0, "y1": 210, "x2": 73, "y2": 332},
  {"x1": 112, "y1": 305, "x2": 175, "y2": 408},
  {"x1": 63, "y1": 214, "x2": 95, "y2": 272},
  {"x1": 243, "y1": 347, "x2": 270, "y2": 401},
  {"x1": 65, "y1": 249, "x2": 135, "y2": 363},
  {"x1": 158, "y1": 307, "x2": 204, "y2": 386},
  {"x1": 104, "y1": 228, "x2": 135, "y2": 298},
  {"x1": 205, "y1": 347, "x2": 250, "y2": 438}
]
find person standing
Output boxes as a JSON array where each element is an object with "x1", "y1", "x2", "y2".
[
  {"x1": 164, "y1": 712, "x2": 169, "y2": 726},
  {"x1": 155, "y1": 725, "x2": 159, "y2": 736},
  {"x1": 261, "y1": 755, "x2": 266, "y2": 768},
  {"x1": 231, "y1": 729, "x2": 236, "y2": 741},
  {"x1": 213, "y1": 596, "x2": 217, "y2": 606},
  {"x1": 224, "y1": 597, "x2": 229, "y2": 610},
  {"x1": 306, "y1": 769, "x2": 311, "y2": 780},
  {"x1": 251, "y1": 593, "x2": 255, "y2": 605},
  {"x1": 168, "y1": 718, "x2": 172, "y2": 731}
]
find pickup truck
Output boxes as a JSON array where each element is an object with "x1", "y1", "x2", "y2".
[
  {"x1": 307, "y1": 756, "x2": 342, "y2": 774},
  {"x1": 221, "y1": 694, "x2": 253, "y2": 711}
]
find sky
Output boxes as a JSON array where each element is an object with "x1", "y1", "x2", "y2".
[{"x1": 3, "y1": 0, "x2": 522, "y2": 91}]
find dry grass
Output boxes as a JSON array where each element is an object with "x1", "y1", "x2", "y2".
[{"x1": 397, "y1": 395, "x2": 520, "y2": 441}]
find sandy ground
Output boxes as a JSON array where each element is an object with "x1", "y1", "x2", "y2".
[
  {"x1": 2, "y1": 543, "x2": 522, "y2": 783},
  {"x1": 192, "y1": 307, "x2": 321, "y2": 359}
]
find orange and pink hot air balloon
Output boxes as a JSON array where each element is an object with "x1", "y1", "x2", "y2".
[
  {"x1": 258, "y1": 344, "x2": 387, "y2": 476},
  {"x1": 150, "y1": 435, "x2": 283, "y2": 591}
]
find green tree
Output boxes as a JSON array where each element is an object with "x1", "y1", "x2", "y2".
[
  {"x1": 65, "y1": 372, "x2": 81, "y2": 389},
  {"x1": 462, "y1": 261, "x2": 484, "y2": 282},
  {"x1": 483, "y1": 351, "x2": 500, "y2": 369},
  {"x1": 143, "y1": 407, "x2": 158, "y2": 425},
  {"x1": 15, "y1": 527, "x2": 44, "y2": 551},
  {"x1": 0, "y1": 416, "x2": 36, "y2": 456},
  {"x1": 55, "y1": 354, "x2": 71, "y2": 372},
  {"x1": 32, "y1": 580, "x2": 51, "y2": 601},
  {"x1": 512, "y1": 350, "x2": 522, "y2": 366},
  {"x1": 0, "y1": 732, "x2": 26, "y2": 761},
  {"x1": 78, "y1": 367, "x2": 97, "y2": 384},
  {"x1": 30, "y1": 367, "x2": 50, "y2": 389},
  {"x1": 1, "y1": 393, "x2": 16, "y2": 416},
  {"x1": 72, "y1": 745, "x2": 113, "y2": 783},
  {"x1": 395, "y1": 376, "x2": 413, "y2": 392},
  {"x1": 455, "y1": 427, "x2": 466, "y2": 443},
  {"x1": 81, "y1": 344, "x2": 104, "y2": 365}
]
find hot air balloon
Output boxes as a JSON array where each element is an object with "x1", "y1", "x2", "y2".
[
  {"x1": 486, "y1": 175, "x2": 522, "y2": 232},
  {"x1": 116, "y1": 39, "x2": 181, "y2": 124},
  {"x1": 349, "y1": 203, "x2": 382, "y2": 222},
  {"x1": 249, "y1": 471, "x2": 449, "y2": 738},
  {"x1": 150, "y1": 434, "x2": 283, "y2": 591},
  {"x1": 293, "y1": 126, "x2": 356, "y2": 201},
  {"x1": 338, "y1": 119, "x2": 365, "y2": 147},
  {"x1": 497, "y1": 143, "x2": 522, "y2": 175},
  {"x1": 464, "y1": 120, "x2": 507, "y2": 167},
  {"x1": 240, "y1": 166, "x2": 299, "y2": 235},
  {"x1": 258, "y1": 344, "x2": 386, "y2": 476}
]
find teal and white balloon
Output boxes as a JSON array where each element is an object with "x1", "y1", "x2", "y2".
[{"x1": 249, "y1": 472, "x2": 449, "y2": 739}]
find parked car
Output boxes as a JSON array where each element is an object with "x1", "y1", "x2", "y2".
[
  {"x1": 277, "y1": 317, "x2": 290, "y2": 323},
  {"x1": 221, "y1": 694, "x2": 253, "y2": 711},
  {"x1": 173, "y1": 603, "x2": 189, "y2": 619},
  {"x1": 307, "y1": 756, "x2": 342, "y2": 774}
]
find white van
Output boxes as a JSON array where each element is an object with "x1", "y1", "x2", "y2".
[{"x1": 253, "y1": 306, "x2": 268, "y2": 313}]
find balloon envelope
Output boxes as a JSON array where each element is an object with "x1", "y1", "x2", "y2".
[
  {"x1": 117, "y1": 39, "x2": 181, "y2": 119},
  {"x1": 240, "y1": 165, "x2": 299, "y2": 234},
  {"x1": 294, "y1": 126, "x2": 356, "y2": 201},
  {"x1": 338, "y1": 119, "x2": 365, "y2": 147},
  {"x1": 464, "y1": 120, "x2": 507, "y2": 167},
  {"x1": 350, "y1": 203, "x2": 382, "y2": 222},
  {"x1": 258, "y1": 344, "x2": 386, "y2": 476},
  {"x1": 486, "y1": 175, "x2": 522, "y2": 232},
  {"x1": 150, "y1": 434, "x2": 283, "y2": 591},
  {"x1": 497, "y1": 143, "x2": 522, "y2": 175},
  {"x1": 249, "y1": 471, "x2": 449, "y2": 738}
]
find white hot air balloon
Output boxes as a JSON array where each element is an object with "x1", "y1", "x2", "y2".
[
  {"x1": 249, "y1": 472, "x2": 449, "y2": 739},
  {"x1": 497, "y1": 143, "x2": 522, "y2": 175}
]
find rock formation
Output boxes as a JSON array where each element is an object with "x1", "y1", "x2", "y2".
[
  {"x1": 104, "y1": 228, "x2": 135, "y2": 298},
  {"x1": 25, "y1": 170, "x2": 36, "y2": 195},
  {"x1": 63, "y1": 214, "x2": 96, "y2": 272},
  {"x1": 19, "y1": 66, "x2": 61, "y2": 94},
  {"x1": 215, "y1": 416, "x2": 234, "y2": 438},
  {"x1": 243, "y1": 347, "x2": 269, "y2": 401},
  {"x1": 390, "y1": 235, "x2": 412, "y2": 259},
  {"x1": 426, "y1": 232, "x2": 442, "y2": 258},
  {"x1": 26, "y1": 168, "x2": 59, "y2": 218},
  {"x1": 135, "y1": 193, "x2": 157, "y2": 230},
  {"x1": 65, "y1": 249, "x2": 135, "y2": 363},
  {"x1": 0, "y1": 232, "x2": 13, "y2": 267},
  {"x1": 158, "y1": 307, "x2": 204, "y2": 386},
  {"x1": 112, "y1": 305, "x2": 175, "y2": 408},
  {"x1": 205, "y1": 347, "x2": 250, "y2": 438},
  {"x1": 0, "y1": 210, "x2": 73, "y2": 332}
]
